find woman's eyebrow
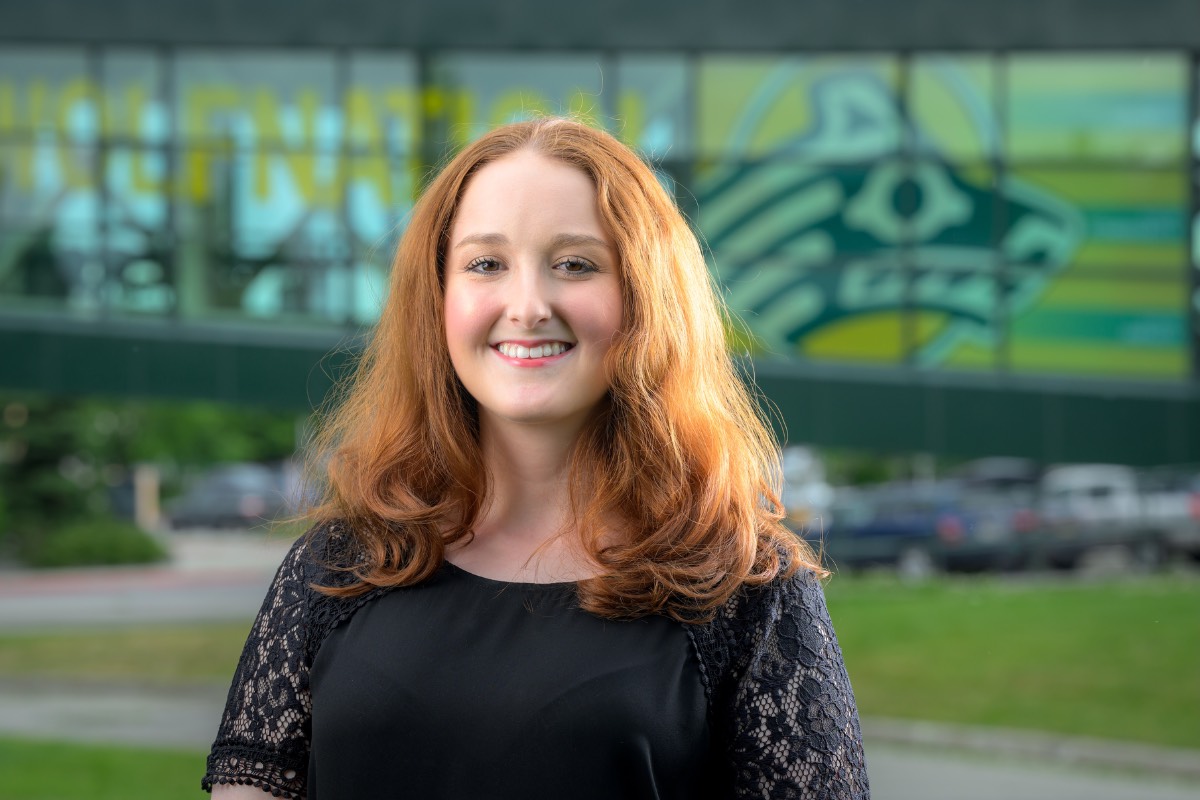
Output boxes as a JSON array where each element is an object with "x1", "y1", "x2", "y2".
[
  {"x1": 452, "y1": 232, "x2": 612, "y2": 251},
  {"x1": 453, "y1": 232, "x2": 508, "y2": 250},
  {"x1": 548, "y1": 233, "x2": 612, "y2": 251}
]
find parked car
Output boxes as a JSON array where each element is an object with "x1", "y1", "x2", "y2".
[
  {"x1": 1031, "y1": 463, "x2": 1198, "y2": 569},
  {"x1": 164, "y1": 463, "x2": 294, "y2": 530},
  {"x1": 803, "y1": 480, "x2": 1036, "y2": 579}
]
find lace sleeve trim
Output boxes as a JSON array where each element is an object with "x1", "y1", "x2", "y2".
[
  {"x1": 688, "y1": 568, "x2": 870, "y2": 799},
  {"x1": 202, "y1": 744, "x2": 307, "y2": 799},
  {"x1": 202, "y1": 522, "x2": 394, "y2": 797}
]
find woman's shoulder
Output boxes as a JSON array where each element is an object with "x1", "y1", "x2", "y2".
[
  {"x1": 272, "y1": 520, "x2": 386, "y2": 654},
  {"x1": 710, "y1": 550, "x2": 827, "y2": 629},
  {"x1": 277, "y1": 518, "x2": 365, "y2": 581},
  {"x1": 687, "y1": 556, "x2": 832, "y2": 688}
]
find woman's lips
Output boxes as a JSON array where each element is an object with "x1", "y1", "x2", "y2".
[{"x1": 492, "y1": 341, "x2": 574, "y2": 366}]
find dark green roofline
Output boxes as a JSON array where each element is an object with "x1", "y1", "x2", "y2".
[
  {"x1": 2, "y1": 0, "x2": 1200, "y2": 50},
  {"x1": 2, "y1": 319, "x2": 1196, "y2": 466}
]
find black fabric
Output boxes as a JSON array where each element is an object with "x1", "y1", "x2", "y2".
[
  {"x1": 309, "y1": 563, "x2": 718, "y2": 799},
  {"x1": 203, "y1": 523, "x2": 870, "y2": 799}
]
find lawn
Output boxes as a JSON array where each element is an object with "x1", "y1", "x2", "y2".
[
  {"x1": 0, "y1": 737, "x2": 207, "y2": 799},
  {"x1": 824, "y1": 573, "x2": 1200, "y2": 749},
  {"x1": 0, "y1": 574, "x2": 1195, "y2": 751},
  {"x1": 0, "y1": 622, "x2": 250, "y2": 686}
]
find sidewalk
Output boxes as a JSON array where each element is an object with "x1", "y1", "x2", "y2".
[
  {"x1": 0, "y1": 678, "x2": 1196, "y2": 800},
  {"x1": 0, "y1": 531, "x2": 292, "y2": 629}
]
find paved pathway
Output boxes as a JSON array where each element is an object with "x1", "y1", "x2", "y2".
[
  {"x1": 0, "y1": 531, "x2": 1197, "y2": 799},
  {"x1": 0, "y1": 532, "x2": 288, "y2": 628},
  {"x1": 0, "y1": 679, "x2": 1196, "y2": 800}
]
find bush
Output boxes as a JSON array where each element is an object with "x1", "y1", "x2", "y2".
[{"x1": 24, "y1": 517, "x2": 168, "y2": 569}]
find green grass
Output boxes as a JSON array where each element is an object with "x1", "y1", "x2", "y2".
[
  {"x1": 0, "y1": 622, "x2": 250, "y2": 686},
  {"x1": 0, "y1": 738, "x2": 206, "y2": 799},
  {"x1": 0, "y1": 575, "x2": 1196, "y2": 752},
  {"x1": 824, "y1": 573, "x2": 1200, "y2": 749}
]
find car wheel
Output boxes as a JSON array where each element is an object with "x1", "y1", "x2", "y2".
[
  {"x1": 1131, "y1": 538, "x2": 1166, "y2": 572},
  {"x1": 897, "y1": 547, "x2": 936, "y2": 582}
]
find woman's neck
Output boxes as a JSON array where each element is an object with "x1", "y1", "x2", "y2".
[
  {"x1": 477, "y1": 419, "x2": 576, "y2": 540},
  {"x1": 444, "y1": 416, "x2": 599, "y2": 583}
]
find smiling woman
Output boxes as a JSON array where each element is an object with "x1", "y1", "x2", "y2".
[
  {"x1": 202, "y1": 118, "x2": 869, "y2": 799},
  {"x1": 442, "y1": 150, "x2": 623, "y2": 439}
]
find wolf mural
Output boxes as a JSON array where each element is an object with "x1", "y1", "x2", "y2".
[{"x1": 696, "y1": 68, "x2": 1085, "y2": 367}]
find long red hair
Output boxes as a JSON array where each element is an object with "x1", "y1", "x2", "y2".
[{"x1": 307, "y1": 117, "x2": 824, "y2": 620}]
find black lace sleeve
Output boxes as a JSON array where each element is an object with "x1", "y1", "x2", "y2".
[
  {"x1": 201, "y1": 534, "x2": 315, "y2": 799},
  {"x1": 693, "y1": 570, "x2": 870, "y2": 799}
]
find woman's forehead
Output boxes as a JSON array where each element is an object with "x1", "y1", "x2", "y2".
[{"x1": 448, "y1": 151, "x2": 613, "y2": 251}]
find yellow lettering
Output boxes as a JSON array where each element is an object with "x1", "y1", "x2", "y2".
[
  {"x1": 56, "y1": 79, "x2": 98, "y2": 187},
  {"x1": 183, "y1": 86, "x2": 241, "y2": 201},
  {"x1": 0, "y1": 144, "x2": 32, "y2": 190},
  {"x1": 349, "y1": 153, "x2": 391, "y2": 206},
  {"x1": 254, "y1": 89, "x2": 325, "y2": 204},
  {"x1": 0, "y1": 80, "x2": 51, "y2": 133},
  {"x1": 129, "y1": 151, "x2": 162, "y2": 194},
  {"x1": 57, "y1": 145, "x2": 92, "y2": 190},
  {"x1": 119, "y1": 87, "x2": 162, "y2": 192},
  {"x1": 452, "y1": 89, "x2": 474, "y2": 147},
  {"x1": 120, "y1": 85, "x2": 146, "y2": 138},
  {"x1": 0, "y1": 82, "x2": 17, "y2": 132},
  {"x1": 0, "y1": 84, "x2": 36, "y2": 187},
  {"x1": 616, "y1": 91, "x2": 644, "y2": 146},
  {"x1": 382, "y1": 88, "x2": 422, "y2": 153},
  {"x1": 345, "y1": 87, "x2": 382, "y2": 150},
  {"x1": 30, "y1": 83, "x2": 49, "y2": 132},
  {"x1": 419, "y1": 87, "x2": 443, "y2": 118},
  {"x1": 57, "y1": 78, "x2": 98, "y2": 139}
]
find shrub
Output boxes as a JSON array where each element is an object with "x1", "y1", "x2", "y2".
[{"x1": 24, "y1": 517, "x2": 168, "y2": 568}]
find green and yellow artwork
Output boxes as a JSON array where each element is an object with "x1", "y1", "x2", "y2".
[{"x1": 0, "y1": 50, "x2": 1193, "y2": 381}]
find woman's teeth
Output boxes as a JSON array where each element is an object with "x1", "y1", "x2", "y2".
[{"x1": 497, "y1": 342, "x2": 570, "y2": 359}]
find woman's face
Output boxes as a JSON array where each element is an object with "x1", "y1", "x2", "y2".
[{"x1": 443, "y1": 150, "x2": 623, "y2": 435}]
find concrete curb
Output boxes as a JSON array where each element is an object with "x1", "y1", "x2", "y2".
[{"x1": 863, "y1": 717, "x2": 1200, "y2": 782}]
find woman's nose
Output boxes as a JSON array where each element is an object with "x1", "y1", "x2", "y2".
[{"x1": 506, "y1": 265, "x2": 552, "y2": 327}]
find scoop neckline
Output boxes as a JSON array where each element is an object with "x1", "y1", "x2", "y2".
[{"x1": 441, "y1": 559, "x2": 583, "y2": 590}]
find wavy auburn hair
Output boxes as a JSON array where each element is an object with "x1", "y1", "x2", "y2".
[{"x1": 308, "y1": 117, "x2": 824, "y2": 620}]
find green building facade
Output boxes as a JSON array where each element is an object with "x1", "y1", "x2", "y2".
[{"x1": 1, "y1": 0, "x2": 1198, "y2": 463}]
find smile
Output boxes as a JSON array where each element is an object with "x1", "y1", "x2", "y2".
[{"x1": 495, "y1": 342, "x2": 574, "y2": 360}]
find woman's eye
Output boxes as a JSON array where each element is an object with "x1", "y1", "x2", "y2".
[
  {"x1": 557, "y1": 257, "x2": 598, "y2": 276},
  {"x1": 466, "y1": 257, "x2": 503, "y2": 274}
]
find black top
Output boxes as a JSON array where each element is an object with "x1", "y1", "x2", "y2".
[
  {"x1": 202, "y1": 523, "x2": 870, "y2": 799},
  {"x1": 308, "y1": 562, "x2": 720, "y2": 799}
]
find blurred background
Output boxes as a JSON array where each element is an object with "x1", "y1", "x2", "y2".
[{"x1": 0, "y1": 1, "x2": 1198, "y2": 798}]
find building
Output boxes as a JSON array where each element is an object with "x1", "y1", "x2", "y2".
[{"x1": 1, "y1": 0, "x2": 1198, "y2": 463}]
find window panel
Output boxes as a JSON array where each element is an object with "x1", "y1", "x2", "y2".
[
  {"x1": 1008, "y1": 167, "x2": 1187, "y2": 281},
  {"x1": 0, "y1": 47, "x2": 95, "y2": 140},
  {"x1": 173, "y1": 146, "x2": 352, "y2": 324},
  {"x1": 174, "y1": 51, "x2": 340, "y2": 151},
  {"x1": 910, "y1": 55, "x2": 998, "y2": 162},
  {"x1": 431, "y1": 53, "x2": 608, "y2": 149},
  {"x1": 1011, "y1": 275, "x2": 1188, "y2": 380},
  {"x1": 104, "y1": 144, "x2": 173, "y2": 317},
  {"x1": 347, "y1": 53, "x2": 419, "y2": 157},
  {"x1": 101, "y1": 50, "x2": 168, "y2": 146},
  {"x1": 0, "y1": 142, "x2": 99, "y2": 313},
  {"x1": 615, "y1": 56, "x2": 690, "y2": 160},
  {"x1": 696, "y1": 56, "x2": 901, "y2": 162},
  {"x1": 1007, "y1": 54, "x2": 1188, "y2": 165}
]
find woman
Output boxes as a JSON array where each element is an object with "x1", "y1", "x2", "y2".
[{"x1": 204, "y1": 118, "x2": 869, "y2": 799}]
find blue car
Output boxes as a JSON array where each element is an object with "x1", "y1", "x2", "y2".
[{"x1": 800, "y1": 481, "x2": 1037, "y2": 579}]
